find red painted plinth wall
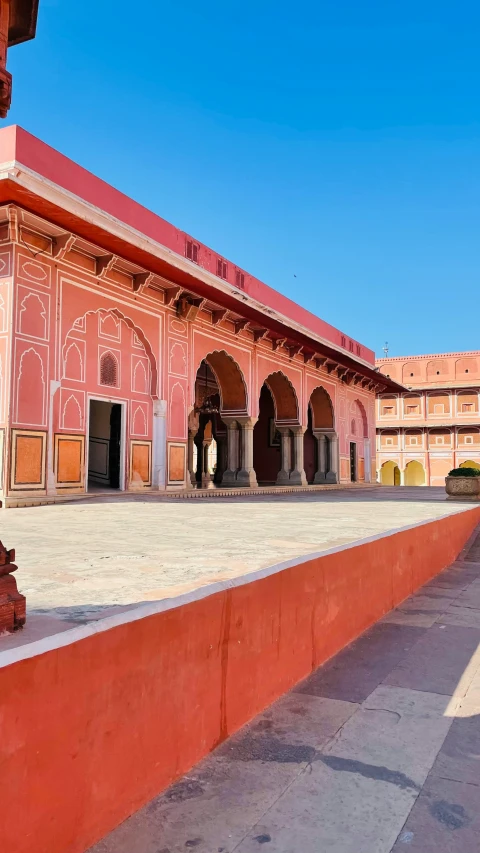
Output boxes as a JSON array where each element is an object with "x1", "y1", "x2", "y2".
[{"x1": 1, "y1": 507, "x2": 480, "y2": 853}]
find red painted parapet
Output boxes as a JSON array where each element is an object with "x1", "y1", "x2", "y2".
[{"x1": 0, "y1": 542, "x2": 26, "y2": 632}]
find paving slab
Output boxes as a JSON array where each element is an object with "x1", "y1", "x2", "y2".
[
  {"x1": 384, "y1": 623, "x2": 480, "y2": 697},
  {"x1": 391, "y1": 776, "x2": 480, "y2": 853},
  {"x1": 294, "y1": 623, "x2": 426, "y2": 703}
]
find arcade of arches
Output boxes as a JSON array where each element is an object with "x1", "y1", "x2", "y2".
[
  {"x1": 380, "y1": 459, "x2": 426, "y2": 487},
  {"x1": 188, "y1": 354, "x2": 340, "y2": 488}
]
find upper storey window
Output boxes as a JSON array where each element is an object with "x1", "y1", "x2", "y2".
[
  {"x1": 457, "y1": 392, "x2": 478, "y2": 414},
  {"x1": 217, "y1": 258, "x2": 228, "y2": 280},
  {"x1": 427, "y1": 393, "x2": 450, "y2": 416},
  {"x1": 380, "y1": 396, "x2": 397, "y2": 417},
  {"x1": 185, "y1": 240, "x2": 199, "y2": 263},
  {"x1": 404, "y1": 395, "x2": 421, "y2": 416}
]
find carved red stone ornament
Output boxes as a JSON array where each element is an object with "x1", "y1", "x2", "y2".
[{"x1": 0, "y1": 541, "x2": 26, "y2": 632}]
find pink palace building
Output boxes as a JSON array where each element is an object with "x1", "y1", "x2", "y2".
[
  {"x1": 376, "y1": 351, "x2": 480, "y2": 486},
  {"x1": 0, "y1": 126, "x2": 402, "y2": 507}
]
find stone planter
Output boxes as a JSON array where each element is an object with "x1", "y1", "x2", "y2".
[{"x1": 445, "y1": 475, "x2": 480, "y2": 501}]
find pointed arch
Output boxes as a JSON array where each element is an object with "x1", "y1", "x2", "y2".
[
  {"x1": 196, "y1": 350, "x2": 248, "y2": 415},
  {"x1": 63, "y1": 341, "x2": 83, "y2": 382},
  {"x1": 17, "y1": 347, "x2": 45, "y2": 425},
  {"x1": 404, "y1": 460, "x2": 426, "y2": 486},
  {"x1": 354, "y1": 398, "x2": 368, "y2": 438},
  {"x1": 309, "y1": 385, "x2": 334, "y2": 429},
  {"x1": 133, "y1": 359, "x2": 148, "y2": 394},
  {"x1": 19, "y1": 291, "x2": 47, "y2": 339},
  {"x1": 132, "y1": 405, "x2": 147, "y2": 436},
  {"x1": 62, "y1": 394, "x2": 82, "y2": 431},
  {"x1": 264, "y1": 371, "x2": 299, "y2": 423},
  {"x1": 62, "y1": 308, "x2": 158, "y2": 398}
]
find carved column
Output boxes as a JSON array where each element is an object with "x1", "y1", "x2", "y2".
[
  {"x1": 290, "y1": 426, "x2": 308, "y2": 485},
  {"x1": 201, "y1": 439, "x2": 213, "y2": 487},
  {"x1": 313, "y1": 432, "x2": 327, "y2": 484},
  {"x1": 364, "y1": 438, "x2": 371, "y2": 483},
  {"x1": 236, "y1": 418, "x2": 258, "y2": 487},
  {"x1": 326, "y1": 433, "x2": 339, "y2": 483},
  {"x1": 222, "y1": 419, "x2": 239, "y2": 486},
  {"x1": 276, "y1": 427, "x2": 292, "y2": 485},
  {"x1": 399, "y1": 468, "x2": 405, "y2": 486},
  {"x1": 187, "y1": 429, "x2": 197, "y2": 488},
  {"x1": 152, "y1": 399, "x2": 167, "y2": 490}
]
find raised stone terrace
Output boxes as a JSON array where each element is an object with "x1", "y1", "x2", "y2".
[
  {"x1": 0, "y1": 485, "x2": 477, "y2": 640},
  {"x1": 89, "y1": 524, "x2": 480, "y2": 853}
]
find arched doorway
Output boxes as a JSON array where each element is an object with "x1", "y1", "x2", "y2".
[
  {"x1": 253, "y1": 371, "x2": 305, "y2": 485},
  {"x1": 380, "y1": 460, "x2": 401, "y2": 486},
  {"x1": 404, "y1": 460, "x2": 426, "y2": 486},
  {"x1": 189, "y1": 350, "x2": 255, "y2": 487},
  {"x1": 61, "y1": 308, "x2": 158, "y2": 492},
  {"x1": 304, "y1": 386, "x2": 338, "y2": 484}
]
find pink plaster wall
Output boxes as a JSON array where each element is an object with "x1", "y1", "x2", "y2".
[{"x1": 0, "y1": 126, "x2": 374, "y2": 365}]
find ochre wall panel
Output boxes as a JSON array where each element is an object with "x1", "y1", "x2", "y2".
[
  {"x1": 130, "y1": 441, "x2": 151, "y2": 485},
  {"x1": 10, "y1": 429, "x2": 46, "y2": 489},
  {"x1": 55, "y1": 435, "x2": 84, "y2": 487},
  {"x1": 1, "y1": 507, "x2": 479, "y2": 853},
  {"x1": 168, "y1": 442, "x2": 185, "y2": 483}
]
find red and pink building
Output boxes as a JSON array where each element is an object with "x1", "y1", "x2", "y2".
[{"x1": 0, "y1": 126, "x2": 401, "y2": 506}]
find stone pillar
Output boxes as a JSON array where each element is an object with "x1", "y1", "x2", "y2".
[
  {"x1": 276, "y1": 427, "x2": 292, "y2": 485},
  {"x1": 364, "y1": 438, "x2": 371, "y2": 483},
  {"x1": 326, "y1": 433, "x2": 339, "y2": 483},
  {"x1": 236, "y1": 418, "x2": 258, "y2": 487},
  {"x1": 152, "y1": 399, "x2": 167, "y2": 490},
  {"x1": 222, "y1": 420, "x2": 239, "y2": 486},
  {"x1": 313, "y1": 432, "x2": 327, "y2": 484},
  {"x1": 202, "y1": 440, "x2": 214, "y2": 486},
  {"x1": 187, "y1": 429, "x2": 197, "y2": 487},
  {"x1": 290, "y1": 426, "x2": 308, "y2": 485},
  {"x1": 47, "y1": 380, "x2": 61, "y2": 494},
  {"x1": 400, "y1": 468, "x2": 405, "y2": 486}
]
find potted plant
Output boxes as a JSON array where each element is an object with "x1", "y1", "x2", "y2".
[{"x1": 445, "y1": 467, "x2": 480, "y2": 501}]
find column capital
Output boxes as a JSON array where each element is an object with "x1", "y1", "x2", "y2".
[
  {"x1": 236, "y1": 416, "x2": 258, "y2": 429},
  {"x1": 291, "y1": 425, "x2": 306, "y2": 436}
]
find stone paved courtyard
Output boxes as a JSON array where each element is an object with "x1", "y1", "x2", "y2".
[
  {"x1": 0, "y1": 486, "x2": 475, "y2": 629},
  {"x1": 89, "y1": 528, "x2": 480, "y2": 853}
]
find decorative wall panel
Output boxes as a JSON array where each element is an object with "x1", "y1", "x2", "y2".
[
  {"x1": 55, "y1": 434, "x2": 85, "y2": 488},
  {"x1": 130, "y1": 440, "x2": 151, "y2": 486},
  {"x1": 10, "y1": 429, "x2": 47, "y2": 490},
  {"x1": 168, "y1": 442, "x2": 186, "y2": 484}
]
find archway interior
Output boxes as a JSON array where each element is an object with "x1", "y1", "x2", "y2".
[
  {"x1": 380, "y1": 460, "x2": 400, "y2": 486},
  {"x1": 404, "y1": 460, "x2": 425, "y2": 486},
  {"x1": 253, "y1": 373, "x2": 299, "y2": 485},
  {"x1": 253, "y1": 384, "x2": 283, "y2": 484},
  {"x1": 304, "y1": 386, "x2": 334, "y2": 484},
  {"x1": 192, "y1": 360, "x2": 227, "y2": 486}
]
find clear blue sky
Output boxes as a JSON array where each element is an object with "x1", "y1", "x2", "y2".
[{"x1": 4, "y1": 1, "x2": 480, "y2": 357}]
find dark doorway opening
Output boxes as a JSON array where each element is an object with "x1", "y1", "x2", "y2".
[
  {"x1": 350, "y1": 442, "x2": 357, "y2": 482},
  {"x1": 88, "y1": 399, "x2": 122, "y2": 490},
  {"x1": 253, "y1": 384, "x2": 281, "y2": 485}
]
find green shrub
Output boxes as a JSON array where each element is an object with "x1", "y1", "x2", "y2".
[{"x1": 448, "y1": 467, "x2": 480, "y2": 477}]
